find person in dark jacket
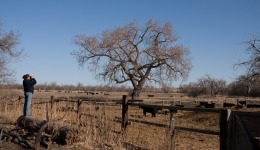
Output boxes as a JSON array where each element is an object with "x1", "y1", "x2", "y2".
[{"x1": 22, "y1": 74, "x2": 37, "y2": 116}]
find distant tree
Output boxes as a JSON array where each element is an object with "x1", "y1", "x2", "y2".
[
  {"x1": 227, "y1": 74, "x2": 260, "y2": 97},
  {"x1": 197, "y1": 75, "x2": 226, "y2": 96},
  {"x1": 180, "y1": 82, "x2": 203, "y2": 98},
  {"x1": 236, "y1": 34, "x2": 260, "y2": 80},
  {"x1": 180, "y1": 75, "x2": 227, "y2": 97},
  {"x1": 0, "y1": 22, "x2": 22, "y2": 83},
  {"x1": 160, "y1": 82, "x2": 174, "y2": 93},
  {"x1": 231, "y1": 34, "x2": 260, "y2": 97},
  {"x1": 142, "y1": 84, "x2": 159, "y2": 93},
  {"x1": 72, "y1": 20, "x2": 191, "y2": 99},
  {"x1": 77, "y1": 82, "x2": 83, "y2": 91},
  {"x1": 42, "y1": 82, "x2": 48, "y2": 91},
  {"x1": 49, "y1": 81, "x2": 57, "y2": 91},
  {"x1": 227, "y1": 75, "x2": 249, "y2": 96}
]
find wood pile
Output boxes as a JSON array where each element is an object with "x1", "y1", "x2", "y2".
[{"x1": 0, "y1": 115, "x2": 79, "y2": 150}]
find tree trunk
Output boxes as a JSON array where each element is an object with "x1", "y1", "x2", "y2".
[{"x1": 131, "y1": 88, "x2": 142, "y2": 99}]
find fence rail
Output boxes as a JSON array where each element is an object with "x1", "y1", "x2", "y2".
[{"x1": 121, "y1": 95, "x2": 228, "y2": 150}]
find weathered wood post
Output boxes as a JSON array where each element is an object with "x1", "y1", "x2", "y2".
[
  {"x1": 50, "y1": 96, "x2": 54, "y2": 108},
  {"x1": 170, "y1": 110, "x2": 175, "y2": 150},
  {"x1": 121, "y1": 95, "x2": 128, "y2": 130},
  {"x1": 18, "y1": 95, "x2": 22, "y2": 101},
  {"x1": 46, "y1": 103, "x2": 49, "y2": 121},
  {"x1": 50, "y1": 96, "x2": 54, "y2": 120},
  {"x1": 77, "y1": 99, "x2": 83, "y2": 126},
  {"x1": 34, "y1": 121, "x2": 48, "y2": 150},
  {"x1": 219, "y1": 109, "x2": 228, "y2": 150},
  {"x1": 4, "y1": 98, "x2": 7, "y2": 112}
]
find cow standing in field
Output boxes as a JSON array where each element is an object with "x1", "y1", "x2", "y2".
[
  {"x1": 139, "y1": 106, "x2": 162, "y2": 117},
  {"x1": 223, "y1": 102, "x2": 236, "y2": 108},
  {"x1": 196, "y1": 101, "x2": 215, "y2": 108}
]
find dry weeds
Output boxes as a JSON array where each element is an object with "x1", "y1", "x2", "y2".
[{"x1": 0, "y1": 89, "x2": 259, "y2": 149}]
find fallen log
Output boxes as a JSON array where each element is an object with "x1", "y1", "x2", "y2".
[
  {"x1": 51, "y1": 126, "x2": 79, "y2": 145},
  {"x1": 16, "y1": 116, "x2": 46, "y2": 132},
  {"x1": 34, "y1": 121, "x2": 48, "y2": 150},
  {"x1": 16, "y1": 115, "x2": 79, "y2": 148},
  {"x1": 0, "y1": 128, "x2": 34, "y2": 149}
]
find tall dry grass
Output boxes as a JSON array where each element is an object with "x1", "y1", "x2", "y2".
[{"x1": 0, "y1": 89, "x2": 222, "y2": 150}]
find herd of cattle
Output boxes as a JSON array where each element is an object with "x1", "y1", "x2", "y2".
[
  {"x1": 138, "y1": 100, "x2": 260, "y2": 117},
  {"x1": 45, "y1": 91, "x2": 260, "y2": 118}
]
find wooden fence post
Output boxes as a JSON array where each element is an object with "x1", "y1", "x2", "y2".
[
  {"x1": 77, "y1": 99, "x2": 83, "y2": 126},
  {"x1": 121, "y1": 95, "x2": 128, "y2": 130},
  {"x1": 170, "y1": 110, "x2": 175, "y2": 150},
  {"x1": 50, "y1": 96, "x2": 54, "y2": 108},
  {"x1": 50, "y1": 96, "x2": 54, "y2": 120},
  {"x1": 219, "y1": 109, "x2": 227, "y2": 150},
  {"x1": 4, "y1": 98, "x2": 7, "y2": 112}
]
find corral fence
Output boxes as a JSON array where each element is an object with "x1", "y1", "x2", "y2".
[
  {"x1": 121, "y1": 95, "x2": 260, "y2": 150},
  {"x1": 6, "y1": 95, "x2": 260, "y2": 150},
  {"x1": 227, "y1": 111, "x2": 260, "y2": 150},
  {"x1": 121, "y1": 95, "x2": 228, "y2": 150}
]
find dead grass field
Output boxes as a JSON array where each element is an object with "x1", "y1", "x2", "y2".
[{"x1": 0, "y1": 89, "x2": 259, "y2": 150}]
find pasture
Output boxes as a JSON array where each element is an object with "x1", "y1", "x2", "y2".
[{"x1": 0, "y1": 89, "x2": 259, "y2": 149}]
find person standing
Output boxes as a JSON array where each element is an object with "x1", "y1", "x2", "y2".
[{"x1": 22, "y1": 74, "x2": 37, "y2": 116}]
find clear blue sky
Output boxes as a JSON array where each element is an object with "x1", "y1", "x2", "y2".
[{"x1": 1, "y1": 0, "x2": 259, "y2": 87}]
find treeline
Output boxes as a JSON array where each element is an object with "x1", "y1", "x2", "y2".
[
  {"x1": 1, "y1": 74, "x2": 260, "y2": 97},
  {"x1": 0, "y1": 82, "x2": 165, "y2": 93},
  {"x1": 0, "y1": 83, "x2": 131, "y2": 92},
  {"x1": 180, "y1": 74, "x2": 260, "y2": 97}
]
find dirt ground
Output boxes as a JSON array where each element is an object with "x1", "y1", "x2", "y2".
[
  {"x1": 0, "y1": 141, "x2": 25, "y2": 150},
  {"x1": 0, "y1": 141, "x2": 85, "y2": 150}
]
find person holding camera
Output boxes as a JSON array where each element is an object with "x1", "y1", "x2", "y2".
[{"x1": 22, "y1": 74, "x2": 37, "y2": 116}]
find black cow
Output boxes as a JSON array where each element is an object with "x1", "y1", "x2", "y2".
[
  {"x1": 139, "y1": 106, "x2": 162, "y2": 117},
  {"x1": 223, "y1": 102, "x2": 236, "y2": 108},
  {"x1": 197, "y1": 102, "x2": 215, "y2": 108},
  {"x1": 238, "y1": 101, "x2": 246, "y2": 106},
  {"x1": 247, "y1": 104, "x2": 260, "y2": 108}
]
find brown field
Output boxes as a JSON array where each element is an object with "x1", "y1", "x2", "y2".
[{"x1": 0, "y1": 89, "x2": 259, "y2": 150}]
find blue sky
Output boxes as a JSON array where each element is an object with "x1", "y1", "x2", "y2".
[{"x1": 0, "y1": 0, "x2": 259, "y2": 87}]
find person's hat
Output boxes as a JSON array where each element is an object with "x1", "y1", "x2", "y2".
[{"x1": 22, "y1": 74, "x2": 30, "y2": 79}]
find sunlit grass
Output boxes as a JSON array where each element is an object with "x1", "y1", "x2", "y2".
[{"x1": 0, "y1": 89, "x2": 228, "y2": 149}]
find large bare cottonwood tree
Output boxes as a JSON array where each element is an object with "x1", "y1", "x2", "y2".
[
  {"x1": 0, "y1": 22, "x2": 22, "y2": 83},
  {"x1": 72, "y1": 20, "x2": 192, "y2": 99}
]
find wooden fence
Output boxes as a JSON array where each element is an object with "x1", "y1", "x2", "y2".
[
  {"x1": 30, "y1": 95, "x2": 228, "y2": 150},
  {"x1": 227, "y1": 111, "x2": 260, "y2": 150},
  {"x1": 12, "y1": 94, "x2": 260, "y2": 150},
  {"x1": 121, "y1": 95, "x2": 228, "y2": 150}
]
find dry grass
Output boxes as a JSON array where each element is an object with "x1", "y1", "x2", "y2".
[{"x1": 0, "y1": 89, "x2": 259, "y2": 149}]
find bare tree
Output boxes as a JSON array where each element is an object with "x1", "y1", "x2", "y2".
[
  {"x1": 49, "y1": 81, "x2": 57, "y2": 91},
  {"x1": 181, "y1": 75, "x2": 227, "y2": 97},
  {"x1": 160, "y1": 82, "x2": 174, "y2": 93},
  {"x1": 237, "y1": 34, "x2": 260, "y2": 80},
  {"x1": 0, "y1": 22, "x2": 22, "y2": 83},
  {"x1": 72, "y1": 20, "x2": 191, "y2": 99},
  {"x1": 42, "y1": 82, "x2": 48, "y2": 91},
  {"x1": 180, "y1": 82, "x2": 203, "y2": 98},
  {"x1": 232, "y1": 34, "x2": 260, "y2": 97},
  {"x1": 77, "y1": 82, "x2": 83, "y2": 91},
  {"x1": 197, "y1": 75, "x2": 226, "y2": 96}
]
